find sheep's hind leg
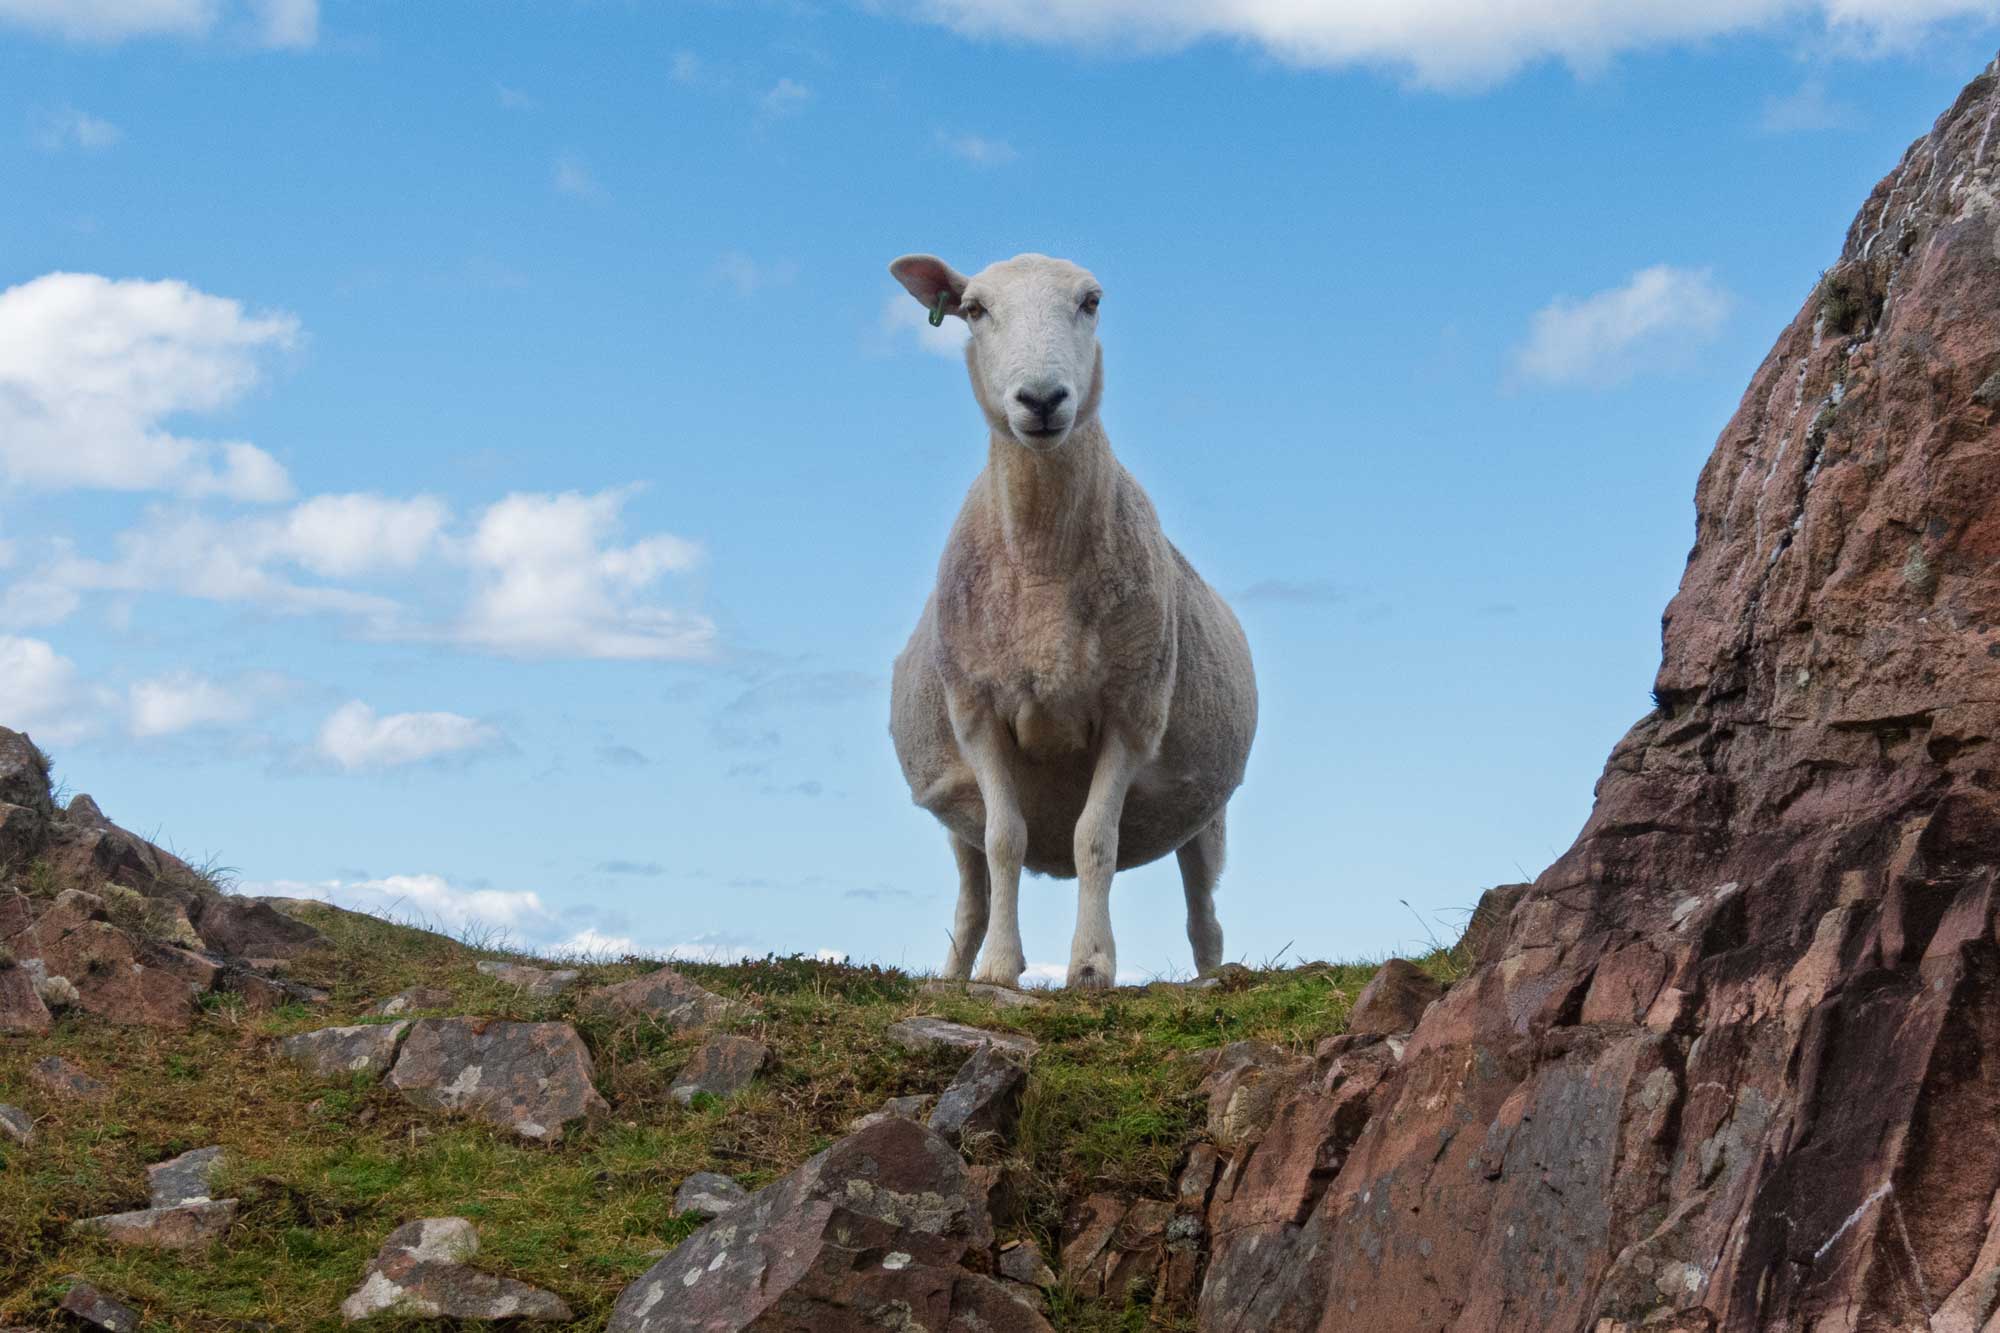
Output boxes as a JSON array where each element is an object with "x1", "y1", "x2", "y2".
[
  {"x1": 1176, "y1": 810, "x2": 1226, "y2": 977},
  {"x1": 940, "y1": 834, "x2": 989, "y2": 981},
  {"x1": 1069, "y1": 733, "x2": 1141, "y2": 990}
]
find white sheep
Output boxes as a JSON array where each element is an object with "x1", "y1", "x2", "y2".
[{"x1": 887, "y1": 252, "x2": 1258, "y2": 989}]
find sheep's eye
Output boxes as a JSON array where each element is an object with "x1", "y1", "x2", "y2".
[
  {"x1": 962, "y1": 301, "x2": 986, "y2": 322},
  {"x1": 1080, "y1": 292, "x2": 1101, "y2": 316}
]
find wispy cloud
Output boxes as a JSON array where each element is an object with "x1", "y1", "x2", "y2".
[
  {"x1": 1236, "y1": 579, "x2": 1350, "y2": 606},
  {"x1": 0, "y1": 635, "x2": 114, "y2": 745},
  {"x1": 249, "y1": 872, "x2": 554, "y2": 935},
  {"x1": 758, "y1": 77, "x2": 811, "y2": 119},
  {"x1": 0, "y1": 0, "x2": 319, "y2": 47},
  {"x1": 1514, "y1": 264, "x2": 1733, "y2": 387},
  {"x1": 553, "y1": 154, "x2": 609, "y2": 203},
  {"x1": 595, "y1": 860, "x2": 666, "y2": 877},
  {"x1": 712, "y1": 251, "x2": 800, "y2": 296},
  {"x1": 597, "y1": 744, "x2": 651, "y2": 768},
  {"x1": 495, "y1": 82, "x2": 537, "y2": 111},
  {"x1": 938, "y1": 131, "x2": 1018, "y2": 166},
  {"x1": 31, "y1": 106, "x2": 121, "y2": 151},
  {"x1": 1759, "y1": 79, "x2": 1854, "y2": 132}
]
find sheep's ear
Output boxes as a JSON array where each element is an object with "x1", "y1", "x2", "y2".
[{"x1": 890, "y1": 254, "x2": 968, "y2": 320}]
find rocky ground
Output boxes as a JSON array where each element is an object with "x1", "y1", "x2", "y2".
[{"x1": 0, "y1": 727, "x2": 1448, "y2": 1330}]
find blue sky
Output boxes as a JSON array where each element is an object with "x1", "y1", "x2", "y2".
[{"x1": 3, "y1": 1, "x2": 1997, "y2": 980}]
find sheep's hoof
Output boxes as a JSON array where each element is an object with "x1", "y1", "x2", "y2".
[
  {"x1": 1067, "y1": 958, "x2": 1115, "y2": 990},
  {"x1": 972, "y1": 955, "x2": 1026, "y2": 987}
]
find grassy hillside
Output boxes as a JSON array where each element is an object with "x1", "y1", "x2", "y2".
[{"x1": 0, "y1": 897, "x2": 1458, "y2": 1330}]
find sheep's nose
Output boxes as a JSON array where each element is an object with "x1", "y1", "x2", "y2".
[{"x1": 1014, "y1": 385, "x2": 1070, "y2": 419}]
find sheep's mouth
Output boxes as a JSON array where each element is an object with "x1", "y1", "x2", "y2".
[{"x1": 1021, "y1": 426, "x2": 1065, "y2": 439}]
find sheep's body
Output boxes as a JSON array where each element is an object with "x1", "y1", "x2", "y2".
[{"x1": 886, "y1": 252, "x2": 1257, "y2": 988}]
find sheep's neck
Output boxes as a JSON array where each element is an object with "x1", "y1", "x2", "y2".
[{"x1": 986, "y1": 420, "x2": 1115, "y2": 573}]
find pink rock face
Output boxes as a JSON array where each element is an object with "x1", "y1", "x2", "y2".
[
  {"x1": 1185, "y1": 54, "x2": 2000, "y2": 1333},
  {"x1": 386, "y1": 1019, "x2": 608, "y2": 1143},
  {"x1": 1344, "y1": 958, "x2": 1442, "y2": 1036},
  {"x1": 0, "y1": 964, "x2": 50, "y2": 1034}
]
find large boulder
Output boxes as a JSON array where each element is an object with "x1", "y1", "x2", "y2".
[
  {"x1": 1185, "y1": 53, "x2": 2000, "y2": 1333},
  {"x1": 607, "y1": 1117, "x2": 1046, "y2": 1332},
  {"x1": 386, "y1": 1019, "x2": 608, "y2": 1143},
  {"x1": 190, "y1": 895, "x2": 330, "y2": 961},
  {"x1": 281, "y1": 1022, "x2": 409, "y2": 1079}
]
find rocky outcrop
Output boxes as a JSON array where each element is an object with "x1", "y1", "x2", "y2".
[
  {"x1": 885, "y1": 1016, "x2": 1038, "y2": 1059},
  {"x1": 475, "y1": 960, "x2": 580, "y2": 997},
  {"x1": 281, "y1": 1022, "x2": 409, "y2": 1079},
  {"x1": 584, "y1": 966, "x2": 743, "y2": 1028},
  {"x1": 1180, "y1": 53, "x2": 2000, "y2": 1333}
]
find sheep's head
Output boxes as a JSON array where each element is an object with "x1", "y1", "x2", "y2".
[{"x1": 890, "y1": 252, "x2": 1103, "y2": 453}]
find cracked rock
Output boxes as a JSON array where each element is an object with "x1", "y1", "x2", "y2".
[
  {"x1": 928, "y1": 1043, "x2": 1029, "y2": 1149},
  {"x1": 884, "y1": 1016, "x2": 1037, "y2": 1060},
  {"x1": 75, "y1": 1199, "x2": 238, "y2": 1250},
  {"x1": 585, "y1": 966, "x2": 745, "y2": 1029},
  {"x1": 670, "y1": 1035, "x2": 770, "y2": 1106},
  {"x1": 475, "y1": 961, "x2": 581, "y2": 997}
]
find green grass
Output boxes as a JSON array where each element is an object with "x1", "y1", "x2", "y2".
[{"x1": 0, "y1": 902, "x2": 1461, "y2": 1331}]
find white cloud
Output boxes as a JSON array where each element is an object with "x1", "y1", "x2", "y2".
[
  {"x1": 759, "y1": 77, "x2": 811, "y2": 118},
  {"x1": 0, "y1": 272, "x2": 297, "y2": 499},
  {"x1": 249, "y1": 873, "x2": 554, "y2": 934},
  {"x1": 251, "y1": 0, "x2": 313, "y2": 48},
  {"x1": 496, "y1": 82, "x2": 537, "y2": 110},
  {"x1": 938, "y1": 131, "x2": 1018, "y2": 166},
  {"x1": 555, "y1": 927, "x2": 640, "y2": 958},
  {"x1": 31, "y1": 106, "x2": 122, "y2": 151},
  {"x1": 127, "y1": 670, "x2": 258, "y2": 738},
  {"x1": 457, "y1": 489, "x2": 713, "y2": 661},
  {"x1": 0, "y1": 0, "x2": 318, "y2": 46},
  {"x1": 891, "y1": 0, "x2": 2000, "y2": 88},
  {"x1": 880, "y1": 292, "x2": 970, "y2": 358},
  {"x1": 42, "y1": 508, "x2": 401, "y2": 621},
  {"x1": 316, "y1": 701, "x2": 505, "y2": 771},
  {"x1": 553, "y1": 155, "x2": 608, "y2": 203},
  {"x1": 1514, "y1": 264, "x2": 1734, "y2": 387},
  {"x1": 1760, "y1": 79, "x2": 1853, "y2": 132},
  {"x1": 269, "y1": 493, "x2": 448, "y2": 577},
  {"x1": 0, "y1": 635, "x2": 113, "y2": 745}
]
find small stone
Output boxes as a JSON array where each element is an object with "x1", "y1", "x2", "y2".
[
  {"x1": 670, "y1": 1035, "x2": 770, "y2": 1106},
  {"x1": 847, "y1": 1093, "x2": 935, "y2": 1132},
  {"x1": 369, "y1": 986, "x2": 453, "y2": 1017},
  {"x1": 929, "y1": 1044, "x2": 1030, "y2": 1148},
  {"x1": 884, "y1": 1016, "x2": 1038, "y2": 1059},
  {"x1": 1975, "y1": 371, "x2": 2000, "y2": 406},
  {"x1": 30, "y1": 1055, "x2": 107, "y2": 1100},
  {"x1": 340, "y1": 1217, "x2": 573, "y2": 1323},
  {"x1": 387, "y1": 1019, "x2": 608, "y2": 1143},
  {"x1": 475, "y1": 960, "x2": 581, "y2": 997},
  {"x1": 281, "y1": 1022, "x2": 409, "y2": 1078},
  {"x1": 918, "y1": 979, "x2": 1046, "y2": 1010},
  {"x1": 75, "y1": 1199, "x2": 238, "y2": 1249},
  {"x1": 0, "y1": 1103, "x2": 33, "y2": 1145},
  {"x1": 148, "y1": 1146, "x2": 225, "y2": 1207},
  {"x1": 60, "y1": 1279, "x2": 140, "y2": 1332},
  {"x1": 998, "y1": 1237, "x2": 1057, "y2": 1288},
  {"x1": 1347, "y1": 959, "x2": 1444, "y2": 1037},
  {"x1": 673, "y1": 1171, "x2": 749, "y2": 1219},
  {"x1": 585, "y1": 966, "x2": 745, "y2": 1029}
]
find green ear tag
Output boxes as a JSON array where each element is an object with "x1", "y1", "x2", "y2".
[{"x1": 928, "y1": 292, "x2": 947, "y2": 327}]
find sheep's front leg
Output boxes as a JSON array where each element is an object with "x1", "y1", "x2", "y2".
[
  {"x1": 1069, "y1": 732, "x2": 1141, "y2": 989},
  {"x1": 956, "y1": 720, "x2": 1028, "y2": 987},
  {"x1": 940, "y1": 834, "x2": 989, "y2": 981}
]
